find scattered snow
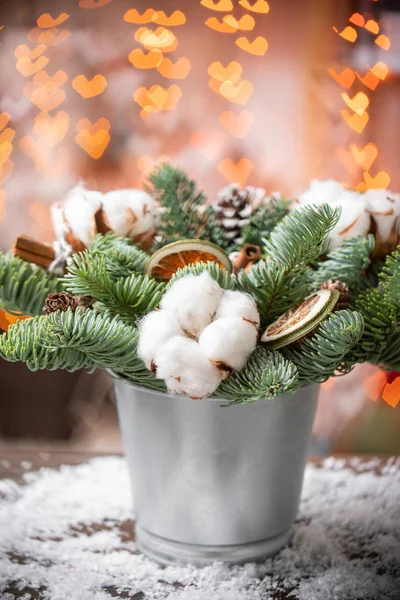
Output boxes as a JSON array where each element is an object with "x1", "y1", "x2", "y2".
[{"x1": 0, "y1": 457, "x2": 399, "y2": 600}]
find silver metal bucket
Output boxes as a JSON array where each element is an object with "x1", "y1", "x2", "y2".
[{"x1": 114, "y1": 378, "x2": 319, "y2": 567}]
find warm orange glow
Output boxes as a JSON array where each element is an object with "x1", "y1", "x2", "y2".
[
  {"x1": 201, "y1": 0, "x2": 233, "y2": 11},
  {"x1": 340, "y1": 109, "x2": 369, "y2": 133},
  {"x1": 0, "y1": 308, "x2": 30, "y2": 332},
  {"x1": 0, "y1": 113, "x2": 10, "y2": 131},
  {"x1": 239, "y1": 0, "x2": 269, "y2": 14},
  {"x1": 341, "y1": 91, "x2": 369, "y2": 115},
  {"x1": 218, "y1": 157, "x2": 253, "y2": 187},
  {"x1": 235, "y1": 36, "x2": 269, "y2": 55},
  {"x1": 124, "y1": 8, "x2": 157, "y2": 23},
  {"x1": 14, "y1": 43, "x2": 47, "y2": 60},
  {"x1": 34, "y1": 111, "x2": 70, "y2": 147},
  {"x1": 0, "y1": 128, "x2": 15, "y2": 144},
  {"x1": 28, "y1": 27, "x2": 71, "y2": 46},
  {"x1": 0, "y1": 189, "x2": 6, "y2": 221},
  {"x1": 333, "y1": 26, "x2": 358, "y2": 43},
  {"x1": 374, "y1": 34, "x2": 391, "y2": 50},
  {"x1": 364, "y1": 19, "x2": 379, "y2": 34},
  {"x1": 363, "y1": 370, "x2": 387, "y2": 402},
  {"x1": 223, "y1": 15, "x2": 256, "y2": 31},
  {"x1": 157, "y1": 57, "x2": 191, "y2": 79},
  {"x1": 382, "y1": 377, "x2": 400, "y2": 408},
  {"x1": 219, "y1": 79, "x2": 254, "y2": 105},
  {"x1": 72, "y1": 74, "x2": 107, "y2": 98},
  {"x1": 220, "y1": 110, "x2": 254, "y2": 138},
  {"x1": 335, "y1": 147, "x2": 359, "y2": 176},
  {"x1": 356, "y1": 70, "x2": 381, "y2": 91},
  {"x1": 205, "y1": 17, "x2": 238, "y2": 33},
  {"x1": 208, "y1": 61, "x2": 242, "y2": 83},
  {"x1": 79, "y1": 0, "x2": 113, "y2": 8},
  {"x1": 23, "y1": 71, "x2": 67, "y2": 112},
  {"x1": 133, "y1": 84, "x2": 182, "y2": 115},
  {"x1": 0, "y1": 141, "x2": 13, "y2": 166},
  {"x1": 0, "y1": 159, "x2": 14, "y2": 185},
  {"x1": 29, "y1": 201, "x2": 52, "y2": 227},
  {"x1": 37, "y1": 12, "x2": 70, "y2": 28},
  {"x1": 370, "y1": 61, "x2": 389, "y2": 81},
  {"x1": 328, "y1": 67, "x2": 356, "y2": 89},
  {"x1": 128, "y1": 48, "x2": 164, "y2": 69},
  {"x1": 190, "y1": 130, "x2": 225, "y2": 161},
  {"x1": 16, "y1": 55, "x2": 49, "y2": 77},
  {"x1": 153, "y1": 11, "x2": 186, "y2": 27},
  {"x1": 350, "y1": 143, "x2": 378, "y2": 172},
  {"x1": 364, "y1": 170, "x2": 390, "y2": 189},
  {"x1": 321, "y1": 378, "x2": 335, "y2": 391},
  {"x1": 349, "y1": 13, "x2": 364, "y2": 27},
  {"x1": 135, "y1": 27, "x2": 178, "y2": 51},
  {"x1": 137, "y1": 154, "x2": 170, "y2": 175},
  {"x1": 75, "y1": 118, "x2": 111, "y2": 159}
]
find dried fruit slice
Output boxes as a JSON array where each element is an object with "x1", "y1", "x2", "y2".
[
  {"x1": 261, "y1": 289, "x2": 339, "y2": 350},
  {"x1": 145, "y1": 239, "x2": 232, "y2": 281}
]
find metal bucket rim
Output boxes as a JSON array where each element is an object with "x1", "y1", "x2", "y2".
[{"x1": 108, "y1": 370, "x2": 314, "y2": 404}]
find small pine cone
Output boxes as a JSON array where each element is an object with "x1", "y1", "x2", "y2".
[
  {"x1": 214, "y1": 184, "x2": 259, "y2": 244},
  {"x1": 43, "y1": 292, "x2": 78, "y2": 315},
  {"x1": 320, "y1": 280, "x2": 350, "y2": 311}
]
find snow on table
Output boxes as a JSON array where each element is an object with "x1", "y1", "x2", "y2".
[{"x1": 0, "y1": 453, "x2": 399, "y2": 600}]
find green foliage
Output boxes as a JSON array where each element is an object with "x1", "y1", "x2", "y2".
[
  {"x1": 378, "y1": 248, "x2": 400, "y2": 315},
  {"x1": 168, "y1": 261, "x2": 237, "y2": 290},
  {"x1": 237, "y1": 205, "x2": 338, "y2": 327},
  {"x1": 283, "y1": 310, "x2": 365, "y2": 384},
  {"x1": 313, "y1": 235, "x2": 374, "y2": 295},
  {"x1": 90, "y1": 233, "x2": 149, "y2": 278},
  {"x1": 0, "y1": 252, "x2": 64, "y2": 317},
  {"x1": 0, "y1": 315, "x2": 94, "y2": 372},
  {"x1": 64, "y1": 252, "x2": 165, "y2": 324},
  {"x1": 215, "y1": 347, "x2": 299, "y2": 405},
  {"x1": 146, "y1": 163, "x2": 227, "y2": 248},
  {"x1": 241, "y1": 197, "x2": 291, "y2": 248}
]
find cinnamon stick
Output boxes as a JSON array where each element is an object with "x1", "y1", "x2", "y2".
[
  {"x1": 233, "y1": 244, "x2": 262, "y2": 274},
  {"x1": 12, "y1": 234, "x2": 56, "y2": 270}
]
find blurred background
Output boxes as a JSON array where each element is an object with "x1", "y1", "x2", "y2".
[{"x1": 0, "y1": 0, "x2": 399, "y2": 454}]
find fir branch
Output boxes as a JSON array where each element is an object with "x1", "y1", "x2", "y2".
[
  {"x1": 283, "y1": 310, "x2": 365, "y2": 384},
  {"x1": 313, "y1": 235, "x2": 374, "y2": 295},
  {"x1": 46, "y1": 308, "x2": 165, "y2": 390},
  {"x1": 378, "y1": 247, "x2": 400, "y2": 316},
  {"x1": 146, "y1": 163, "x2": 226, "y2": 248},
  {"x1": 215, "y1": 347, "x2": 299, "y2": 405},
  {"x1": 0, "y1": 252, "x2": 64, "y2": 317},
  {"x1": 241, "y1": 197, "x2": 291, "y2": 248},
  {"x1": 64, "y1": 252, "x2": 165, "y2": 324},
  {"x1": 90, "y1": 233, "x2": 149, "y2": 278},
  {"x1": 168, "y1": 261, "x2": 237, "y2": 290},
  {"x1": 0, "y1": 315, "x2": 94, "y2": 372},
  {"x1": 264, "y1": 204, "x2": 340, "y2": 268}
]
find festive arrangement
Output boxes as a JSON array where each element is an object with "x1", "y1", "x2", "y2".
[{"x1": 0, "y1": 164, "x2": 399, "y2": 404}]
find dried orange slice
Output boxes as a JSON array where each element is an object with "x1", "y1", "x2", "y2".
[
  {"x1": 261, "y1": 289, "x2": 339, "y2": 349},
  {"x1": 145, "y1": 239, "x2": 231, "y2": 281}
]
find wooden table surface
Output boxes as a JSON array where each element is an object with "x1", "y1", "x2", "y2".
[{"x1": 0, "y1": 451, "x2": 398, "y2": 600}]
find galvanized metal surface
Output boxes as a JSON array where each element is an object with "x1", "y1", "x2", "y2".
[{"x1": 115, "y1": 380, "x2": 319, "y2": 566}]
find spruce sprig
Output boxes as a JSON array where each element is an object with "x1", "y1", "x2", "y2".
[{"x1": 215, "y1": 347, "x2": 299, "y2": 405}]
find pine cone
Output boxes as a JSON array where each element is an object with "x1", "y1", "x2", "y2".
[
  {"x1": 320, "y1": 280, "x2": 350, "y2": 311},
  {"x1": 214, "y1": 184, "x2": 264, "y2": 245},
  {"x1": 43, "y1": 292, "x2": 78, "y2": 315}
]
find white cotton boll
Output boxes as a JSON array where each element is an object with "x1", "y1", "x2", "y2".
[
  {"x1": 61, "y1": 185, "x2": 103, "y2": 247},
  {"x1": 364, "y1": 189, "x2": 400, "y2": 242},
  {"x1": 215, "y1": 290, "x2": 260, "y2": 329},
  {"x1": 298, "y1": 179, "x2": 345, "y2": 207},
  {"x1": 154, "y1": 336, "x2": 222, "y2": 399},
  {"x1": 137, "y1": 310, "x2": 183, "y2": 369},
  {"x1": 161, "y1": 272, "x2": 223, "y2": 338},
  {"x1": 101, "y1": 189, "x2": 156, "y2": 238},
  {"x1": 329, "y1": 190, "x2": 369, "y2": 249},
  {"x1": 199, "y1": 317, "x2": 257, "y2": 371}
]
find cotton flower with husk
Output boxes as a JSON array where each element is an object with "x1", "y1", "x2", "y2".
[
  {"x1": 297, "y1": 179, "x2": 400, "y2": 258},
  {"x1": 101, "y1": 189, "x2": 157, "y2": 250},
  {"x1": 51, "y1": 184, "x2": 103, "y2": 253},
  {"x1": 138, "y1": 272, "x2": 260, "y2": 399}
]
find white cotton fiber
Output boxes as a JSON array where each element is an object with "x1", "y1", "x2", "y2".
[
  {"x1": 329, "y1": 190, "x2": 369, "y2": 249},
  {"x1": 101, "y1": 189, "x2": 156, "y2": 238},
  {"x1": 199, "y1": 317, "x2": 257, "y2": 370},
  {"x1": 61, "y1": 184, "x2": 103, "y2": 248},
  {"x1": 298, "y1": 179, "x2": 345, "y2": 207},
  {"x1": 137, "y1": 310, "x2": 183, "y2": 369},
  {"x1": 161, "y1": 272, "x2": 223, "y2": 338},
  {"x1": 215, "y1": 290, "x2": 260, "y2": 328},
  {"x1": 154, "y1": 336, "x2": 222, "y2": 399},
  {"x1": 364, "y1": 189, "x2": 400, "y2": 242}
]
